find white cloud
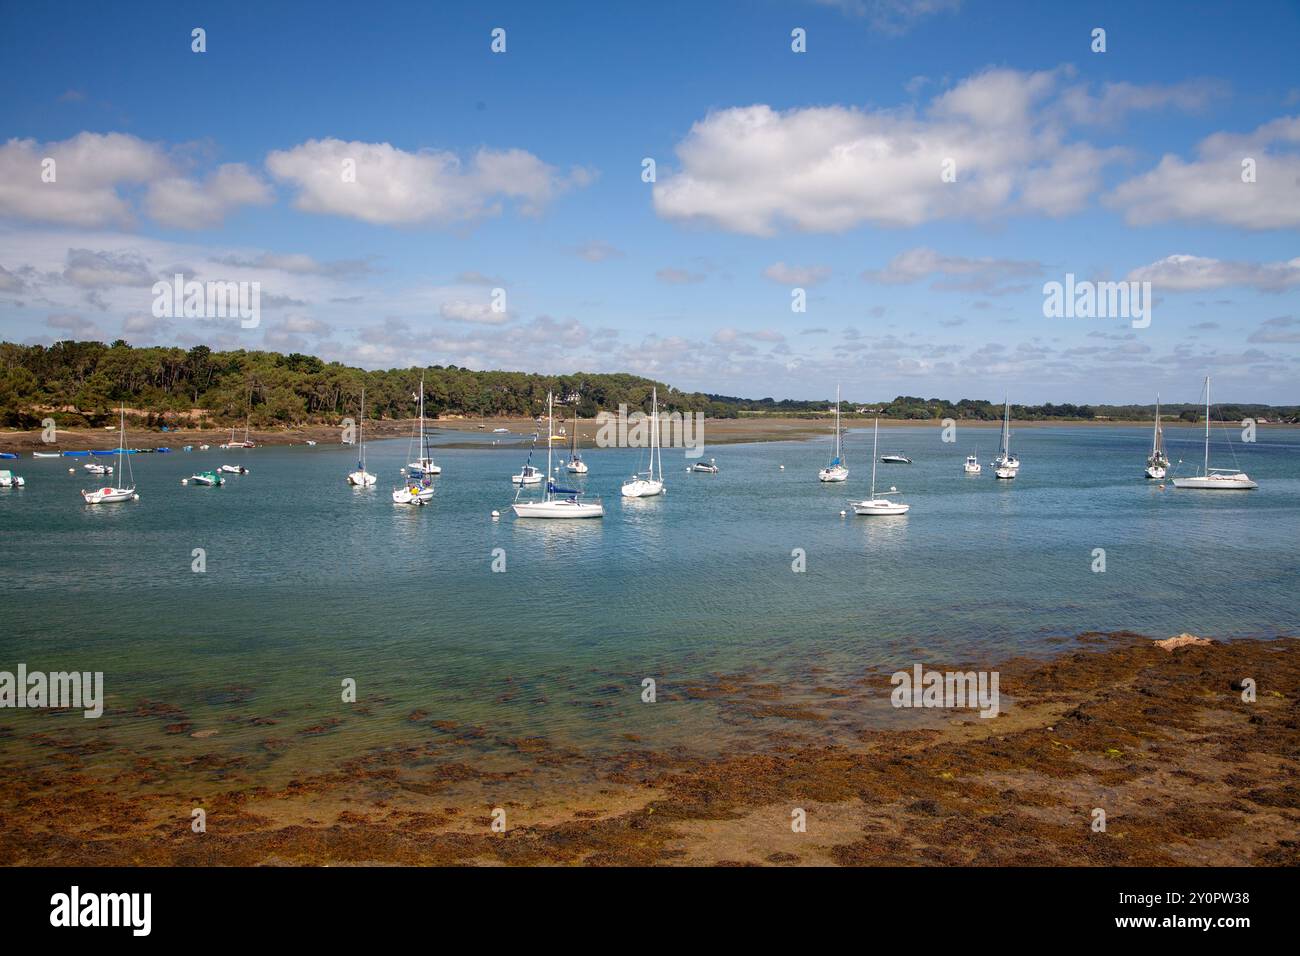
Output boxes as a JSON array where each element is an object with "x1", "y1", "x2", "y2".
[
  {"x1": 145, "y1": 164, "x2": 273, "y2": 229},
  {"x1": 438, "y1": 299, "x2": 511, "y2": 325},
  {"x1": 1059, "y1": 80, "x2": 1222, "y2": 125},
  {"x1": 266, "y1": 138, "x2": 587, "y2": 226},
  {"x1": 1107, "y1": 116, "x2": 1300, "y2": 229},
  {"x1": 63, "y1": 248, "x2": 154, "y2": 288},
  {"x1": 1247, "y1": 316, "x2": 1300, "y2": 344},
  {"x1": 762, "y1": 262, "x2": 831, "y2": 285},
  {"x1": 0, "y1": 132, "x2": 169, "y2": 227},
  {"x1": 1126, "y1": 254, "x2": 1300, "y2": 293},
  {"x1": 652, "y1": 67, "x2": 1134, "y2": 235},
  {"x1": 863, "y1": 247, "x2": 1041, "y2": 293},
  {"x1": 46, "y1": 312, "x2": 105, "y2": 339}
]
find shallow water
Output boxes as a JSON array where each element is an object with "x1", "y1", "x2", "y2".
[{"x1": 1, "y1": 424, "x2": 1297, "y2": 779}]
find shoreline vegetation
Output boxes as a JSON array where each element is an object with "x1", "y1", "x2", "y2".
[
  {"x1": 1, "y1": 632, "x2": 1295, "y2": 866},
  {"x1": 3, "y1": 342, "x2": 1298, "y2": 446}
]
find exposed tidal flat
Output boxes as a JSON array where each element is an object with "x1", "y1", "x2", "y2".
[{"x1": 1, "y1": 425, "x2": 1297, "y2": 864}]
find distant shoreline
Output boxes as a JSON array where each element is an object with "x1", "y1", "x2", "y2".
[{"x1": 1, "y1": 414, "x2": 1294, "y2": 453}]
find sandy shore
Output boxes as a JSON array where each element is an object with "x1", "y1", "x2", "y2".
[
  {"x1": 1, "y1": 633, "x2": 1295, "y2": 866},
  {"x1": 4, "y1": 416, "x2": 1290, "y2": 454}
]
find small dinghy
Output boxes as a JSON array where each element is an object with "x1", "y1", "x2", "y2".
[
  {"x1": 189, "y1": 470, "x2": 224, "y2": 486},
  {"x1": 33, "y1": 452, "x2": 61, "y2": 458},
  {"x1": 0, "y1": 469, "x2": 25, "y2": 487},
  {"x1": 879, "y1": 454, "x2": 911, "y2": 464},
  {"x1": 84, "y1": 462, "x2": 114, "y2": 475},
  {"x1": 0, "y1": 452, "x2": 17, "y2": 460},
  {"x1": 691, "y1": 458, "x2": 719, "y2": 474},
  {"x1": 219, "y1": 464, "x2": 249, "y2": 474}
]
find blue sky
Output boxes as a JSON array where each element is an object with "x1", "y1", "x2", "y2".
[{"x1": 1, "y1": 0, "x2": 1298, "y2": 404}]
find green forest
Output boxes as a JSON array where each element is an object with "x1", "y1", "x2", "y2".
[{"x1": 1, "y1": 340, "x2": 1296, "y2": 428}]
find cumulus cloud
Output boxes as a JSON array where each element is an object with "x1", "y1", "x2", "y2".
[
  {"x1": 762, "y1": 262, "x2": 831, "y2": 285},
  {"x1": 1059, "y1": 80, "x2": 1223, "y2": 125},
  {"x1": 46, "y1": 312, "x2": 105, "y2": 339},
  {"x1": 1126, "y1": 254, "x2": 1300, "y2": 293},
  {"x1": 0, "y1": 132, "x2": 170, "y2": 227},
  {"x1": 145, "y1": 163, "x2": 272, "y2": 228},
  {"x1": 211, "y1": 251, "x2": 371, "y2": 277},
  {"x1": 652, "y1": 67, "x2": 1138, "y2": 235},
  {"x1": 863, "y1": 247, "x2": 1042, "y2": 293},
  {"x1": 439, "y1": 299, "x2": 511, "y2": 325},
  {"x1": 63, "y1": 248, "x2": 154, "y2": 288},
  {"x1": 1107, "y1": 116, "x2": 1300, "y2": 229},
  {"x1": 266, "y1": 138, "x2": 588, "y2": 226},
  {"x1": 1247, "y1": 316, "x2": 1300, "y2": 344}
]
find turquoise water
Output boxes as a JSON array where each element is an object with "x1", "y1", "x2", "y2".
[{"x1": 1, "y1": 424, "x2": 1297, "y2": 774}]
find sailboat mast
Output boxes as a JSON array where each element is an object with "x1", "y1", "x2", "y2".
[
  {"x1": 1204, "y1": 375, "x2": 1211, "y2": 475},
  {"x1": 118, "y1": 405, "x2": 126, "y2": 478},
  {"x1": 546, "y1": 392, "x2": 554, "y2": 496},
  {"x1": 871, "y1": 418, "x2": 878, "y2": 497},
  {"x1": 834, "y1": 385, "x2": 841, "y2": 460},
  {"x1": 1152, "y1": 394, "x2": 1160, "y2": 456},
  {"x1": 359, "y1": 387, "x2": 366, "y2": 469}
]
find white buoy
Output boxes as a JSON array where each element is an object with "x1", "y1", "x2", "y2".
[
  {"x1": 840, "y1": 509, "x2": 847, "y2": 517},
  {"x1": 779, "y1": 465, "x2": 785, "y2": 470},
  {"x1": 491, "y1": 510, "x2": 500, "y2": 520},
  {"x1": 68, "y1": 467, "x2": 74, "y2": 473},
  {"x1": 181, "y1": 479, "x2": 188, "y2": 485}
]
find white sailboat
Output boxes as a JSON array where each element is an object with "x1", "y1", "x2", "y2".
[
  {"x1": 851, "y1": 419, "x2": 910, "y2": 515},
  {"x1": 1172, "y1": 376, "x2": 1258, "y2": 490},
  {"x1": 1145, "y1": 394, "x2": 1170, "y2": 479},
  {"x1": 347, "y1": 386, "x2": 377, "y2": 487},
  {"x1": 818, "y1": 385, "x2": 849, "y2": 482},
  {"x1": 621, "y1": 387, "x2": 665, "y2": 498},
  {"x1": 405, "y1": 373, "x2": 441, "y2": 476},
  {"x1": 994, "y1": 398, "x2": 1019, "y2": 479},
  {"x1": 513, "y1": 392, "x2": 604, "y2": 518},
  {"x1": 564, "y1": 407, "x2": 589, "y2": 474},
  {"x1": 81, "y1": 406, "x2": 138, "y2": 504}
]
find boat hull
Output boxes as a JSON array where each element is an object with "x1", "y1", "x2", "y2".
[
  {"x1": 347, "y1": 471, "x2": 377, "y2": 487},
  {"x1": 621, "y1": 478, "x2": 664, "y2": 498},
  {"x1": 1172, "y1": 475, "x2": 1257, "y2": 490},
  {"x1": 512, "y1": 500, "x2": 604, "y2": 519},
  {"x1": 82, "y1": 487, "x2": 135, "y2": 503},
  {"x1": 392, "y1": 486, "x2": 435, "y2": 504},
  {"x1": 1145, "y1": 465, "x2": 1167, "y2": 479},
  {"x1": 818, "y1": 467, "x2": 848, "y2": 482},
  {"x1": 851, "y1": 499, "x2": 909, "y2": 516}
]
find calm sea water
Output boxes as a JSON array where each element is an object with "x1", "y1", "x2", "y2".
[{"x1": 2, "y1": 423, "x2": 1297, "y2": 777}]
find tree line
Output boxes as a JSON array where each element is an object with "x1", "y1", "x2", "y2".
[{"x1": 1, "y1": 340, "x2": 1296, "y2": 428}]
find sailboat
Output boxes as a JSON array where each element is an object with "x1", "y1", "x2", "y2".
[
  {"x1": 1145, "y1": 394, "x2": 1170, "y2": 479},
  {"x1": 1172, "y1": 376, "x2": 1258, "y2": 490},
  {"x1": 82, "y1": 406, "x2": 138, "y2": 504},
  {"x1": 565, "y1": 407, "x2": 588, "y2": 474},
  {"x1": 818, "y1": 385, "x2": 849, "y2": 482},
  {"x1": 993, "y1": 398, "x2": 1019, "y2": 479},
  {"x1": 621, "y1": 387, "x2": 665, "y2": 498},
  {"x1": 405, "y1": 373, "x2": 441, "y2": 476},
  {"x1": 347, "y1": 386, "x2": 377, "y2": 487},
  {"x1": 852, "y1": 419, "x2": 909, "y2": 515},
  {"x1": 513, "y1": 392, "x2": 604, "y2": 518}
]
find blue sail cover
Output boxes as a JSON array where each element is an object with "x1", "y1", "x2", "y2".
[
  {"x1": 830, "y1": 457, "x2": 842, "y2": 467},
  {"x1": 548, "y1": 482, "x2": 580, "y2": 495}
]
